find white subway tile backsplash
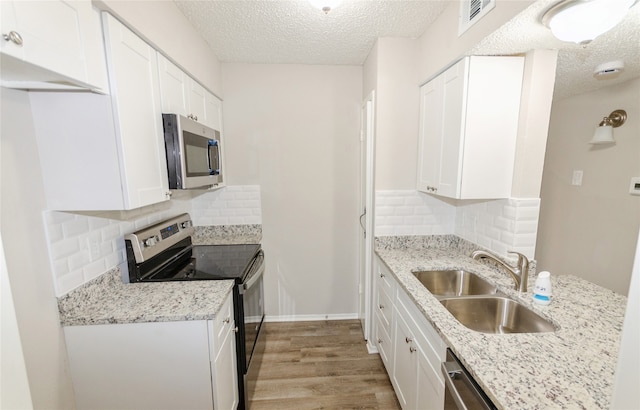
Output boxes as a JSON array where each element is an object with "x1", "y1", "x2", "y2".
[
  {"x1": 375, "y1": 191, "x2": 540, "y2": 260},
  {"x1": 44, "y1": 185, "x2": 263, "y2": 296},
  {"x1": 191, "y1": 185, "x2": 262, "y2": 226},
  {"x1": 374, "y1": 190, "x2": 456, "y2": 236}
]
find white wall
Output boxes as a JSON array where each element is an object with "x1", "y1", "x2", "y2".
[
  {"x1": 1, "y1": 88, "x2": 76, "y2": 409},
  {"x1": 374, "y1": 38, "x2": 420, "y2": 190},
  {"x1": 416, "y1": 1, "x2": 532, "y2": 84},
  {"x1": 1, "y1": 234, "x2": 33, "y2": 409},
  {"x1": 221, "y1": 63, "x2": 362, "y2": 319},
  {"x1": 536, "y1": 78, "x2": 640, "y2": 295}
]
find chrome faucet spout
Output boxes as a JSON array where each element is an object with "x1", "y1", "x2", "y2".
[{"x1": 471, "y1": 250, "x2": 529, "y2": 292}]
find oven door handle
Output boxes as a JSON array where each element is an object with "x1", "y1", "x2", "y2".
[{"x1": 242, "y1": 253, "x2": 265, "y2": 292}]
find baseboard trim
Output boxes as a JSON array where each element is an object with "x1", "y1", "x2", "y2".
[
  {"x1": 366, "y1": 340, "x2": 379, "y2": 354},
  {"x1": 265, "y1": 313, "x2": 359, "y2": 323}
]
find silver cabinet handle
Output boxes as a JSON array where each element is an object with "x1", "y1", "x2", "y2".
[
  {"x1": 3, "y1": 31, "x2": 23, "y2": 46},
  {"x1": 405, "y1": 336, "x2": 413, "y2": 343},
  {"x1": 410, "y1": 346, "x2": 417, "y2": 353},
  {"x1": 380, "y1": 273, "x2": 385, "y2": 278},
  {"x1": 379, "y1": 304, "x2": 384, "y2": 310},
  {"x1": 377, "y1": 338, "x2": 383, "y2": 344},
  {"x1": 223, "y1": 317, "x2": 230, "y2": 324},
  {"x1": 233, "y1": 326, "x2": 239, "y2": 333}
]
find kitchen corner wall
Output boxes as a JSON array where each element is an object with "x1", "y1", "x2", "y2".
[
  {"x1": 43, "y1": 185, "x2": 261, "y2": 297},
  {"x1": 375, "y1": 190, "x2": 540, "y2": 260}
]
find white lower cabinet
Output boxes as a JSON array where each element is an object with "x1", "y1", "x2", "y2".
[
  {"x1": 64, "y1": 293, "x2": 238, "y2": 410},
  {"x1": 374, "y1": 255, "x2": 446, "y2": 410},
  {"x1": 209, "y1": 291, "x2": 239, "y2": 410}
]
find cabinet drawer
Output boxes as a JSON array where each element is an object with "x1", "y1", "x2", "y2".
[
  {"x1": 210, "y1": 292, "x2": 234, "y2": 358},
  {"x1": 375, "y1": 283, "x2": 394, "y2": 334},
  {"x1": 375, "y1": 314, "x2": 393, "y2": 370},
  {"x1": 376, "y1": 259, "x2": 396, "y2": 295}
]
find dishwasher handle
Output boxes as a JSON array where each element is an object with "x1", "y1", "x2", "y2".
[{"x1": 442, "y1": 360, "x2": 469, "y2": 410}]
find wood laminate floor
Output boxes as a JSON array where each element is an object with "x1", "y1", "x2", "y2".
[{"x1": 249, "y1": 320, "x2": 401, "y2": 410}]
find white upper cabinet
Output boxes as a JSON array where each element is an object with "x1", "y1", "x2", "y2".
[
  {"x1": 0, "y1": 0, "x2": 107, "y2": 92},
  {"x1": 205, "y1": 91, "x2": 223, "y2": 132},
  {"x1": 157, "y1": 53, "x2": 189, "y2": 115},
  {"x1": 417, "y1": 56, "x2": 525, "y2": 199},
  {"x1": 157, "y1": 53, "x2": 223, "y2": 131},
  {"x1": 102, "y1": 13, "x2": 169, "y2": 209},
  {"x1": 30, "y1": 13, "x2": 170, "y2": 211}
]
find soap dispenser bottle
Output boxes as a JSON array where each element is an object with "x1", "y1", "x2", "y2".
[{"x1": 533, "y1": 271, "x2": 552, "y2": 306}]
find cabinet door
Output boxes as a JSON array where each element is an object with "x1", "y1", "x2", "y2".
[
  {"x1": 0, "y1": 0, "x2": 105, "y2": 88},
  {"x1": 416, "y1": 77, "x2": 444, "y2": 194},
  {"x1": 157, "y1": 53, "x2": 188, "y2": 115},
  {"x1": 204, "y1": 91, "x2": 223, "y2": 131},
  {"x1": 187, "y1": 78, "x2": 207, "y2": 122},
  {"x1": 212, "y1": 323, "x2": 239, "y2": 410},
  {"x1": 102, "y1": 13, "x2": 169, "y2": 209},
  {"x1": 437, "y1": 59, "x2": 467, "y2": 198},
  {"x1": 416, "y1": 342, "x2": 444, "y2": 409},
  {"x1": 392, "y1": 310, "x2": 418, "y2": 409}
]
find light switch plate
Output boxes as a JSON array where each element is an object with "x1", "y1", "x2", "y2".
[
  {"x1": 572, "y1": 170, "x2": 583, "y2": 186},
  {"x1": 630, "y1": 177, "x2": 640, "y2": 196}
]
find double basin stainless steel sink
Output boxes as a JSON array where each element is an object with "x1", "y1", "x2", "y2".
[{"x1": 412, "y1": 270, "x2": 556, "y2": 334}]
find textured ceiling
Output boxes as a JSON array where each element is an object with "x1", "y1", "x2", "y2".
[
  {"x1": 469, "y1": 0, "x2": 640, "y2": 99},
  {"x1": 174, "y1": 0, "x2": 449, "y2": 65},
  {"x1": 175, "y1": 0, "x2": 640, "y2": 99}
]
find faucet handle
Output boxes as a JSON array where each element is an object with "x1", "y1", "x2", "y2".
[{"x1": 507, "y1": 251, "x2": 529, "y2": 268}]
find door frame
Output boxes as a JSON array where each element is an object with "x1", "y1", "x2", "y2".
[{"x1": 358, "y1": 90, "x2": 376, "y2": 350}]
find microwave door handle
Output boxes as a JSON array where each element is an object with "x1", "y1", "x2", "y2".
[{"x1": 208, "y1": 140, "x2": 219, "y2": 175}]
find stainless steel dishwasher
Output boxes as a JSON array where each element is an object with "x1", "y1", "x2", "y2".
[{"x1": 442, "y1": 349, "x2": 497, "y2": 410}]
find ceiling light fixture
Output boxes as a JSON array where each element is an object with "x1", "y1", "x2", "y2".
[
  {"x1": 308, "y1": 0, "x2": 342, "y2": 14},
  {"x1": 541, "y1": 0, "x2": 638, "y2": 45},
  {"x1": 590, "y1": 109, "x2": 627, "y2": 145}
]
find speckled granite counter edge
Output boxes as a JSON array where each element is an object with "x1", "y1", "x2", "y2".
[
  {"x1": 58, "y1": 267, "x2": 235, "y2": 326},
  {"x1": 193, "y1": 224, "x2": 262, "y2": 245}
]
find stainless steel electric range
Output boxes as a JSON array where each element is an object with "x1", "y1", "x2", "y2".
[{"x1": 124, "y1": 213, "x2": 264, "y2": 410}]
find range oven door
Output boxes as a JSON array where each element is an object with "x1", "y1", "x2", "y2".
[{"x1": 238, "y1": 251, "x2": 265, "y2": 409}]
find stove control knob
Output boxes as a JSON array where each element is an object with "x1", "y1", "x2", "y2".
[
  {"x1": 143, "y1": 236, "x2": 158, "y2": 247},
  {"x1": 180, "y1": 221, "x2": 192, "y2": 229}
]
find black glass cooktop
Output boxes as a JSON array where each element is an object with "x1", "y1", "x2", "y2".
[{"x1": 178, "y1": 244, "x2": 262, "y2": 281}]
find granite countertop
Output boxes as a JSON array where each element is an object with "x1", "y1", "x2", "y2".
[
  {"x1": 58, "y1": 224, "x2": 262, "y2": 326},
  {"x1": 375, "y1": 235, "x2": 627, "y2": 410}
]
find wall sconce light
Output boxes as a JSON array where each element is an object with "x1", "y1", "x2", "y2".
[
  {"x1": 590, "y1": 109, "x2": 627, "y2": 145},
  {"x1": 542, "y1": 0, "x2": 638, "y2": 45},
  {"x1": 308, "y1": 0, "x2": 342, "y2": 14}
]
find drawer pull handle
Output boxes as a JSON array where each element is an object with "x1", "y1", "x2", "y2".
[
  {"x1": 223, "y1": 317, "x2": 230, "y2": 324},
  {"x1": 380, "y1": 273, "x2": 385, "y2": 278},
  {"x1": 377, "y1": 338, "x2": 383, "y2": 344},
  {"x1": 379, "y1": 304, "x2": 384, "y2": 310},
  {"x1": 3, "y1": 31, "x2": 23, "y2": 46},
  {"x1": 405, "y1": 336, "x2": 413, "y2": 343},
  {"x1": 410, "y1": 346, "x2": 417, "y2": 353}
]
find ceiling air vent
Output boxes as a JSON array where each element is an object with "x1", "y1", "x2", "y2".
[{"x1": 458, "y1": 0, "x2": 496, "y2": 36}]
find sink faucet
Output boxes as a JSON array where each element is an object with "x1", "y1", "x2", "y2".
[{"x1": 471, "y1": 250, "x2": 530, "y2": 292}]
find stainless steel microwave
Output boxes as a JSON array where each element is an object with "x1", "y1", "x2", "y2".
[{"x1": 162, "y1": 113, "x2": 223, "y2": 189}]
